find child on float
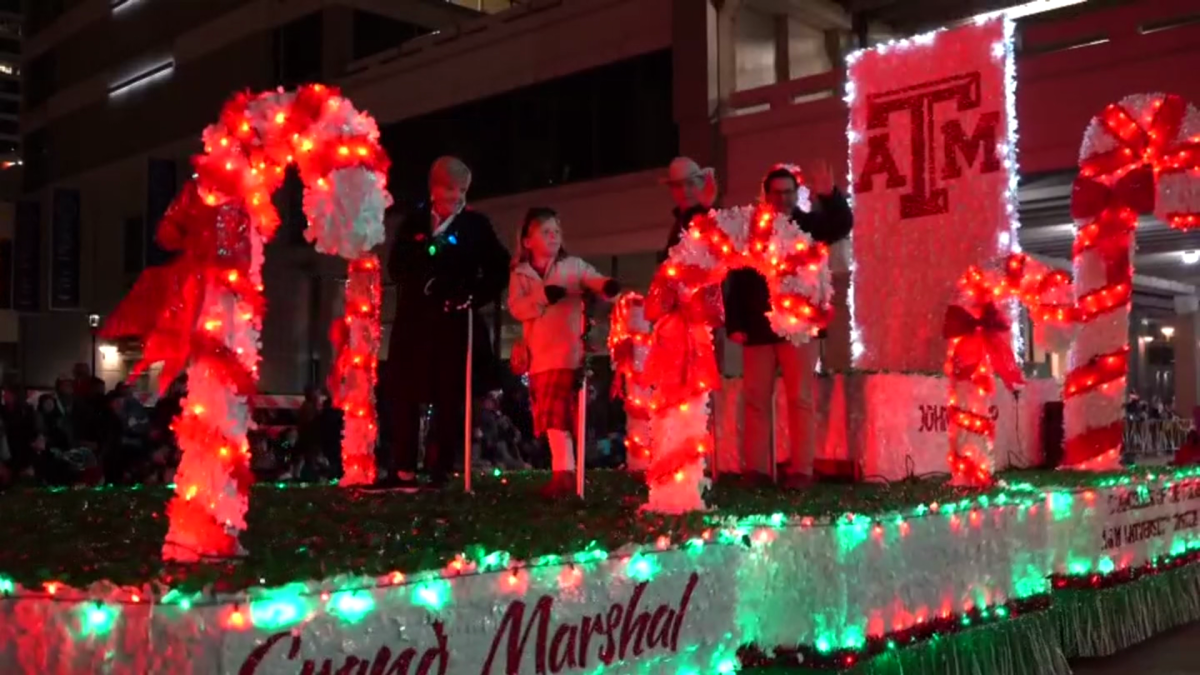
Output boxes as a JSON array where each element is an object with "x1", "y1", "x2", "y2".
[{"x1": 508, "y1": 207, "x2": 622, "y2": 496}]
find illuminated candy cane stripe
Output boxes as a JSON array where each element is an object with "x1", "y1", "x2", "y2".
[
  {"x1": 102, "y1": 84, "x2": 392, "y2": 560},
  {"x1": 1064, "y1": 94, "x2": 1200, "y2": 469}
]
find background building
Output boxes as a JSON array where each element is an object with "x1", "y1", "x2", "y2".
[{"x1": 13, "y1": 0, "x2": 1200, "y2": 413}]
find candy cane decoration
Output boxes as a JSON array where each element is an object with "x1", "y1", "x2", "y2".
[
  {"x1": 101, "y1": 85, "x2": 391, "y2": 560},
  {"x1": 608, "y1": 293, "x2": 652, "y2": 471},
  {"x1": 944, "y1": 253, "x2": 1073, "y2": 486},
  {"x1": 1065, "y1": 93, "x2": 1200, "y2": 470},
  {"x1": 639, "y1": 204, "x2": 831, "y2": 512}
]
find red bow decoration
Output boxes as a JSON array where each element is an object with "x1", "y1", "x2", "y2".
[
  {"x1": 100, "y1": 181, "x2": 259, "y2": 396},
  {"x1": 643, "y1": 283, "x2": 723, "y2": 409},
  {"x1": 943, "y1": 302, "x2": 1024, "y2": 392},
  {"x1": 1070, "y1": 164, "x2": 1157, "y2": 220}
]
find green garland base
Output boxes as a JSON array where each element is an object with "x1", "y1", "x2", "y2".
[
  {"x1": 743, "y1": 609, "x2": 1070, "y2": 675},
  {"x1": 1052, "y1": 561, "x2": 1200, "y2": 658}
]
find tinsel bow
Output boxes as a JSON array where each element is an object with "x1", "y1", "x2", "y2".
[
  {"x1": 943, "y1": 303, "x2": 1024, "y2": 391},
  {"x1": 1079, "y1": 95, "x2": 1185, "y2": 178},
  {"x1": 100, "y1": 180, "x2": 259, "y2": 395},
  {"x1": 643, "y1": 284, "x2": 722, "y2": 409},
  {"x1": 1070, "y1": 164, "x2": 1156, "y2": 220}
]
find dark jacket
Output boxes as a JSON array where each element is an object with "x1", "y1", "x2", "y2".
[
  {"x1": 726, "y1": 189, "x2": 852, "y2": 346},
  {"x1": 659, "y1": 203, "x2": 711, "y2": 263},
  {"x1": 385, "y1": 206, "x2": 510, "y2": 395}
]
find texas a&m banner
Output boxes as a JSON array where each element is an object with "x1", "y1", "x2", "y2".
[{"x1": 847, "y1": 17, "x2": 1019, "y2": 372}]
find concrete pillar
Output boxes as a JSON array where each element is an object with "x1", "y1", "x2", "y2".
[
  {"x1": 773, "y1": 14, "x2": 790, "y2": 83},
  {"x1": 321, "y1": 6, "x2": 355, "y2": 80},
  {"x1": 1173, "y1": 295, "x2": 1200, "y2": 416},
  {"x1": 673, "y1": 0, "x2": 721, "y2": 168},
  {"x1": 714, "y1": 0, "x2": 745, "y2": 118}
]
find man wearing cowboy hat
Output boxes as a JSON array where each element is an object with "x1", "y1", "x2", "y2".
[{"x1": 660, "y1": 157, "x2": 717, "y2": 261}]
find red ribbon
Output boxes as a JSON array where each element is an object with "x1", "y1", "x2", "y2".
[
  {"x1": 943, "y1": 303, "x2": 1024, "y2": 392},
  {"x1": 643, "y1": 284, "x2": 722, "y2": 409},
  {"x1": 101, "y1": 181, "x2": 258, "y2": 395},
  {"x1": 1070, "y1": 164, "x2": 1156, "y2": 220}
]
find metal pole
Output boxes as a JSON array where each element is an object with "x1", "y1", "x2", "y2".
[
  {"x1": 464, "y1": 310, "x2": 474, "y2": 494},
  {"x1": 576, "y1": 375, "x2": 587, "y2": 499},
  {"x1": 91, "y1": 330, "x2": 96, "y2": 377}
]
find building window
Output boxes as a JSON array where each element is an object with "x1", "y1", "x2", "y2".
[
  {"x1": 381, "y1": 49, "x2": 677, "y2": 205},
  {"x1": 0, "y1": 78, "x2": 18, "y2": 95},
  {"x1": 26, "y1": 0, "x2": 64, "y2": 37},
  {"x1": 26, "y1": 52, "x2": 54, "y2": 107},
  {"x1": 351, "y1": 10, "x2": 430, "y2": 61},
  {"x1": 273, "y1": 12, "x2": 324, "y2": 87},
  {"x1": 0, "y1": 63, "x2": 17, "y2": 76},
  {"x1": 0, "y1": 37, "x2": 19, "y2": 56},
  {"x1": 0, "y1": 120, "x2": 17, "y2": 135},
  {"x1": 0, "y1": 99, "x2": 17, "y2": 115}
]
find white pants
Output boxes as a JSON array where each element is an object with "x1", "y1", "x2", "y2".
[{"x1": 742, "y1": 340, "x2": 818, "y2": 476}]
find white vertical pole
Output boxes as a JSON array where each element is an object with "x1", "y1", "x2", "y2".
[
  {"x1": 464, "y1": 309, "x2": 474, "y2": 494},
  {"x1": 576, "y1": 375, "x2": 587, "y2": 499}
]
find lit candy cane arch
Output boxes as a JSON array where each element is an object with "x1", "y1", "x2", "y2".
[
  {"x1": 944, "y1": 253, "x2": 1074, "y2": 486},
  {"x1": 101, "y1": 84, "x2": 391, "y2": 561},
  {"x1": 621, "y1": 202, "x2": 831, "y2": 513},
  {"x1": 1063, "y1": 93, "x2": 1200, "y2": 470}
]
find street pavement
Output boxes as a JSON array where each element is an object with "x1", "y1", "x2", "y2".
[{"x1": 1071, "y1": 622, "x2": 1200, "y2": 674}]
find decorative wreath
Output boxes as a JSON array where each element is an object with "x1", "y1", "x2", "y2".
[
  {"x1": 101, "y1": 84, "x2": 391, "y2": 560},
  {"x1": 618, "y1": 203, "x2": 832, "y2": 512}
]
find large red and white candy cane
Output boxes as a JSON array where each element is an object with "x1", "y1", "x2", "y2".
[
  {"x1": 1065, "y1": 94, "x2": 1200, "y2": 469},
  {"x1": 944, "y1": 253, "x2": 1073, "y2": 486}
]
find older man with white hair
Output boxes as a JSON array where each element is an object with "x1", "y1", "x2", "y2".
[{"x1": 372, "y1": 156, "x2": 511, "y2": 492}]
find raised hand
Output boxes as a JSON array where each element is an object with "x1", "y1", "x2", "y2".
[{"x1": 807, "y1": 159, "x2": 836, "y2": 196}]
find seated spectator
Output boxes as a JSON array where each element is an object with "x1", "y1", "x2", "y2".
[
  {"x1": 318, "y1": 393, "x2": 344, "y2": 478},
  {"x1": 2, "y1": 385, "x2": 37, "y2": 477},
  {"x1": 250, "y1": 434, "x2": 282, "y2": 481}
]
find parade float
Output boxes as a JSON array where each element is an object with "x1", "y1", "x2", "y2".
[{"x1": 4, "y1": 11, "x2": 1200, "y2": 675}]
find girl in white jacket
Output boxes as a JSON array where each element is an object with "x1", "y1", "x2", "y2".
[{"x1": 508, "y1": 207, "x2": 620, "y2": 495}]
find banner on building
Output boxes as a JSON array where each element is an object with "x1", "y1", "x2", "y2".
[
  {"x1": 51, "y1": 188, "x2": 81, "y2": 310},
  {"x1": 13, "y1": 200, "x2": 40, "y2": 313},
  {"x1": 146, "y1": 158, "x2": 177, "y2": 267},
  {"x1": 847, "y1": 17, "x2": 1019, "y2": 372}
]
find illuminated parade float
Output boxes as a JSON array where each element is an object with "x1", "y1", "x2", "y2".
[{"x1": 3, "y1": 13, "x2": 1200, "y2": 675}]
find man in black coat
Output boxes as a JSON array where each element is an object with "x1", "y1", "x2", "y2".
[
  {"x1": 370, "y1": 157, "x2": 510, "y2": 491},
  {"x1": 725, "y1": 162, "x2": 852, "y2": 489}
]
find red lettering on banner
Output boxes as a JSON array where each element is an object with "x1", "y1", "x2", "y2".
[
  {"x1": 854, "y1": 134, "x2": 908, "y2": 194},
  {"x1": 941, "y1": 111, "x2": 1001, "y2": 180},
  {"x1": 480, "y1": 572, "x2": 698, "y2": 675},
  {"x1": 854, "y1": 71, "x2": 1001, "y2": 220},
  {"x1": 238, "y1": 575, "x2": 700, "y2": 675},
  {"x1": 238, "y1": 623, "x2": 448, "y2": 675}
]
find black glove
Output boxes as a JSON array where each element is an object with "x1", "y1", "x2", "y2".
[
  {"x1": 544, "y1": 285, "x2": 568, "y2": 305},
  {"x1": 602, "y1": 278, "x2": 621, "y2": 298}
]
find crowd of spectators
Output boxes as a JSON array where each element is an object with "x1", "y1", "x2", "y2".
[
  {"x1": 0, "y1": 364, "x2": 184, "y2": 489},
  {"x1": 0, "y1": 364, "x2": 627, "y2": 490}
]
